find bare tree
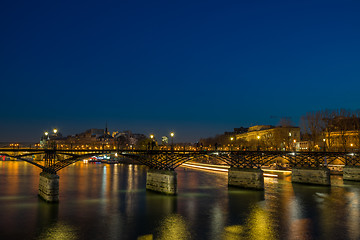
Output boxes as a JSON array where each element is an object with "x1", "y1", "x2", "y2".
[
  {"x1": 322, "y1": 109, "x2": 337, "y2": 151},
  {"x1": 353, "y1": 110, "x2": 360, "y2": 150},
  {"x1": 278, "y1": 117, "x2": 293, "y2": 127},
  {"x1": 300, "y1": 111, "x2": 323, "y2": 150},
  {"x1": 333, "y1": 109, "x2": 352, "y2": 151},
  {"x1": 301, "y1": 108, "x2": 360, "y2": 152}
]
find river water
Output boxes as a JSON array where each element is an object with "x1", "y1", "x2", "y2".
[{"x1": 1, "y1": 161, "x2": 360, "y2": 240}]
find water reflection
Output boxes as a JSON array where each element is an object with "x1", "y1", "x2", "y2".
[
  {"x1": 156, "y1": 214, "x2": 191, "y2": 240},
  {"x1": 223, "y1": 205, "x2": 276, "y2": 240},
  {"x1": 4, "y1": 162, "x2": 360, "y2": 239},
  {"x1": 38, "y1": 222, "x2": 77, "y2": 240},
  {"x1": 246, "y1": 205, "x2": 276, "y2": 240},
  {"x1": 210, "y1": 204, "x2": 226, "y2": 239},
  {"x1": 346, "y1": 189, "x2": 360, "y2": 240},
  {"x1": 34, "y1": 196, "x2": 79, "y2": 240}
]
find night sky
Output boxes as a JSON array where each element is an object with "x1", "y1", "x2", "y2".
[{"x1": 1, "y1": 0, "x2": 360, "y2": 142}]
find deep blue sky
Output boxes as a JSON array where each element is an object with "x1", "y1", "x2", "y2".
[{"x1": 1, "y1": 0, "x2": 360, "y2": 142}]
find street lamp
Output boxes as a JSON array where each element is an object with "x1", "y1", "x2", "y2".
[
  {"x1": 44, "y1": 131, "x2": 49, "y2": 142},
  {"x1": 170, "y1": 132, "x2": 175, "y2": 151},
  {"x1": 53, "y1": 129, "x2": 58, "y2": 134},
  {"x1": 230, "y1": 137, "x2": 234, "y2": 151},
  {"x1": 150, "y1": 134, "x2": 155, "y2": 150},
  {"x1": 288, "y1": 132, "x2": 292, "y2": 150},
  {"x1": 257, "y1": 135, "x2": 260, "y2": 151},
  {"x1": 293, "y1": 139, "x2": 296, "y2": 151},
  {"x1": 323, "y1": 138, "x2": 327, "y2": 166}
]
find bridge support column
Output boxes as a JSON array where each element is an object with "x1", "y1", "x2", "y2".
[
  {"x1": 228, "y1": 167, "x2": 264, "y2": 190},
  {"x1": 146, "y1": 169, "x2": 177, "y2": 195},
  {"x1": 343, "y1": 166, "x2": 360, "y2": 181},
  {"x1": 39, "y1": 172, "x2": 59, "y2": 202},
  {"x1": 291, "y1": 168, "x2": 330, "y2": 185}
]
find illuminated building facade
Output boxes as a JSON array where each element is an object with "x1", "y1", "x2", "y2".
[{"x1": 235, "y1": 125, "x2": 301, "y2": 150}]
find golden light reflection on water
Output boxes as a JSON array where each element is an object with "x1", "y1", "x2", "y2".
[
  {"x1": 137, "y1": 234, "x2": 153, "y2": 240},
  {"x1": 6, "y1": 162, "x2": 360, "y2": 239},
  {"x1": 38, "y1": 222, "x2": 77, "y2": 240},
  {"x1": 157, "y1": 214, "x2": 191, "y2": 240},
  {"x1": 246, "y1": 205, "x2": 276, "y2": 240},
  {"x1": 288, "y1": 218, "x2": 312, "y2": 240},
  {"x1": 223, "y1": 225, "x2": 244, "y2": 240},
  {"x1": 223, "y1": 205, "x2": 276, "y2": 240},
  {"x1": 347, "y1": 190, "x2": 360, "y2": 239}
]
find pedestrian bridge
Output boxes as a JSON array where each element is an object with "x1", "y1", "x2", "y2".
[{"x1": 1, "y1": 148, "x2": 360, "y2": 202}]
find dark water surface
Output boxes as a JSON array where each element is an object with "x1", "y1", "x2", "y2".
[{"x1": 1, "y1": 161, "x2": 360, "y2": 240}]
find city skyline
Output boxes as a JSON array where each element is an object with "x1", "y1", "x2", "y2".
[{"x1": 1, "y1": 0, "x2": 360, "y2": 142}]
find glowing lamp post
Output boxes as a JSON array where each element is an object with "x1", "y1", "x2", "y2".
[
  {"x1": 44, "y1": 131, "x2": 49, "y2": 141},
  {"x1": 150, "y1": 134, "x2": 154, "y2": 150},
  {"x1": 230, "y1": 137, "x2": 234, "y2": 151},
  {"x1": 257, "y1": 135, "x2": 260, "y2": 151},
  {"x1": 43, "y1": 131, "x2": 49, "y2": 148},
  {"x1": 170, "y1": 132, "x2": 175, "y2": 151},
  {"x1": 323, "y1": 138, "x2": 327, "y2": 166},
  {"x1": 288, "y1": 132, "x2": 292, "y2": 150}
]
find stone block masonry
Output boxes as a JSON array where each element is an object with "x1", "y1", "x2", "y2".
[
  {"x1": 228, "y1": 168, "x2": 264, "y2": 190},
  {"x1": 39, "y1": 172, "x2": 59, "y2": 202},
  {"x1": 291, "y1": 168, "x2": 330, "y2": 185},
  {"x1": 343, "y1": 166, "x2": 360, "y2": 181},
  {"x1": 146, "y1": 169, "x2": 177, "y2": 195}
]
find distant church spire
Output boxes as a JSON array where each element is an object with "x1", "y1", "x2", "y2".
[{"x1": 105, "y1": 121, "x2": 108, "y2": 135}]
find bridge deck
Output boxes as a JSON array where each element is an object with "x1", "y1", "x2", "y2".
[{"x1": 0, "y1": 149, "x2": 359, "y2": 173}]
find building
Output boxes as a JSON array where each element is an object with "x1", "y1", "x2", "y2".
[
  {"x1": 322, "y1": 116, "x2": 360, "y2": 151},
  {"x1": 295, "y1": 141, "x2": 312, "y2": 151},
  {"x1": 41, "y1": 127, "x2": 146, "y2": 150},
  {"x1": 235, "y1": 125, "x2": 301, "y2": 150}
]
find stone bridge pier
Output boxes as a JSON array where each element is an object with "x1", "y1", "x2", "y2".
[
  {"x1": 146, "y1": 169, "x2": 177, "y2": 195},
  {"x1": 228, "y1": 167, "x2": 264, "y2": 190},
  {"x1": 291, "y1": 167, "x2": 330, "y2": 185},
  {"x1": 343, "y1": 166, "x2": 360, "y2": 181},
  {"x1": 38, "y1": 171, "x2": 60, "y2": 202}
]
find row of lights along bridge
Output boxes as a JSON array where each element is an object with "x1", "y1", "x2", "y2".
[
  {"x1": 38, "y1": 129, "x2": 178, "y2": 151},
  {"x1": 7, "y1": 128, "x2": 339, "y2": 152},
  {"x1": 7, "y1": 129, "x2": 303, "y2": 152}
]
